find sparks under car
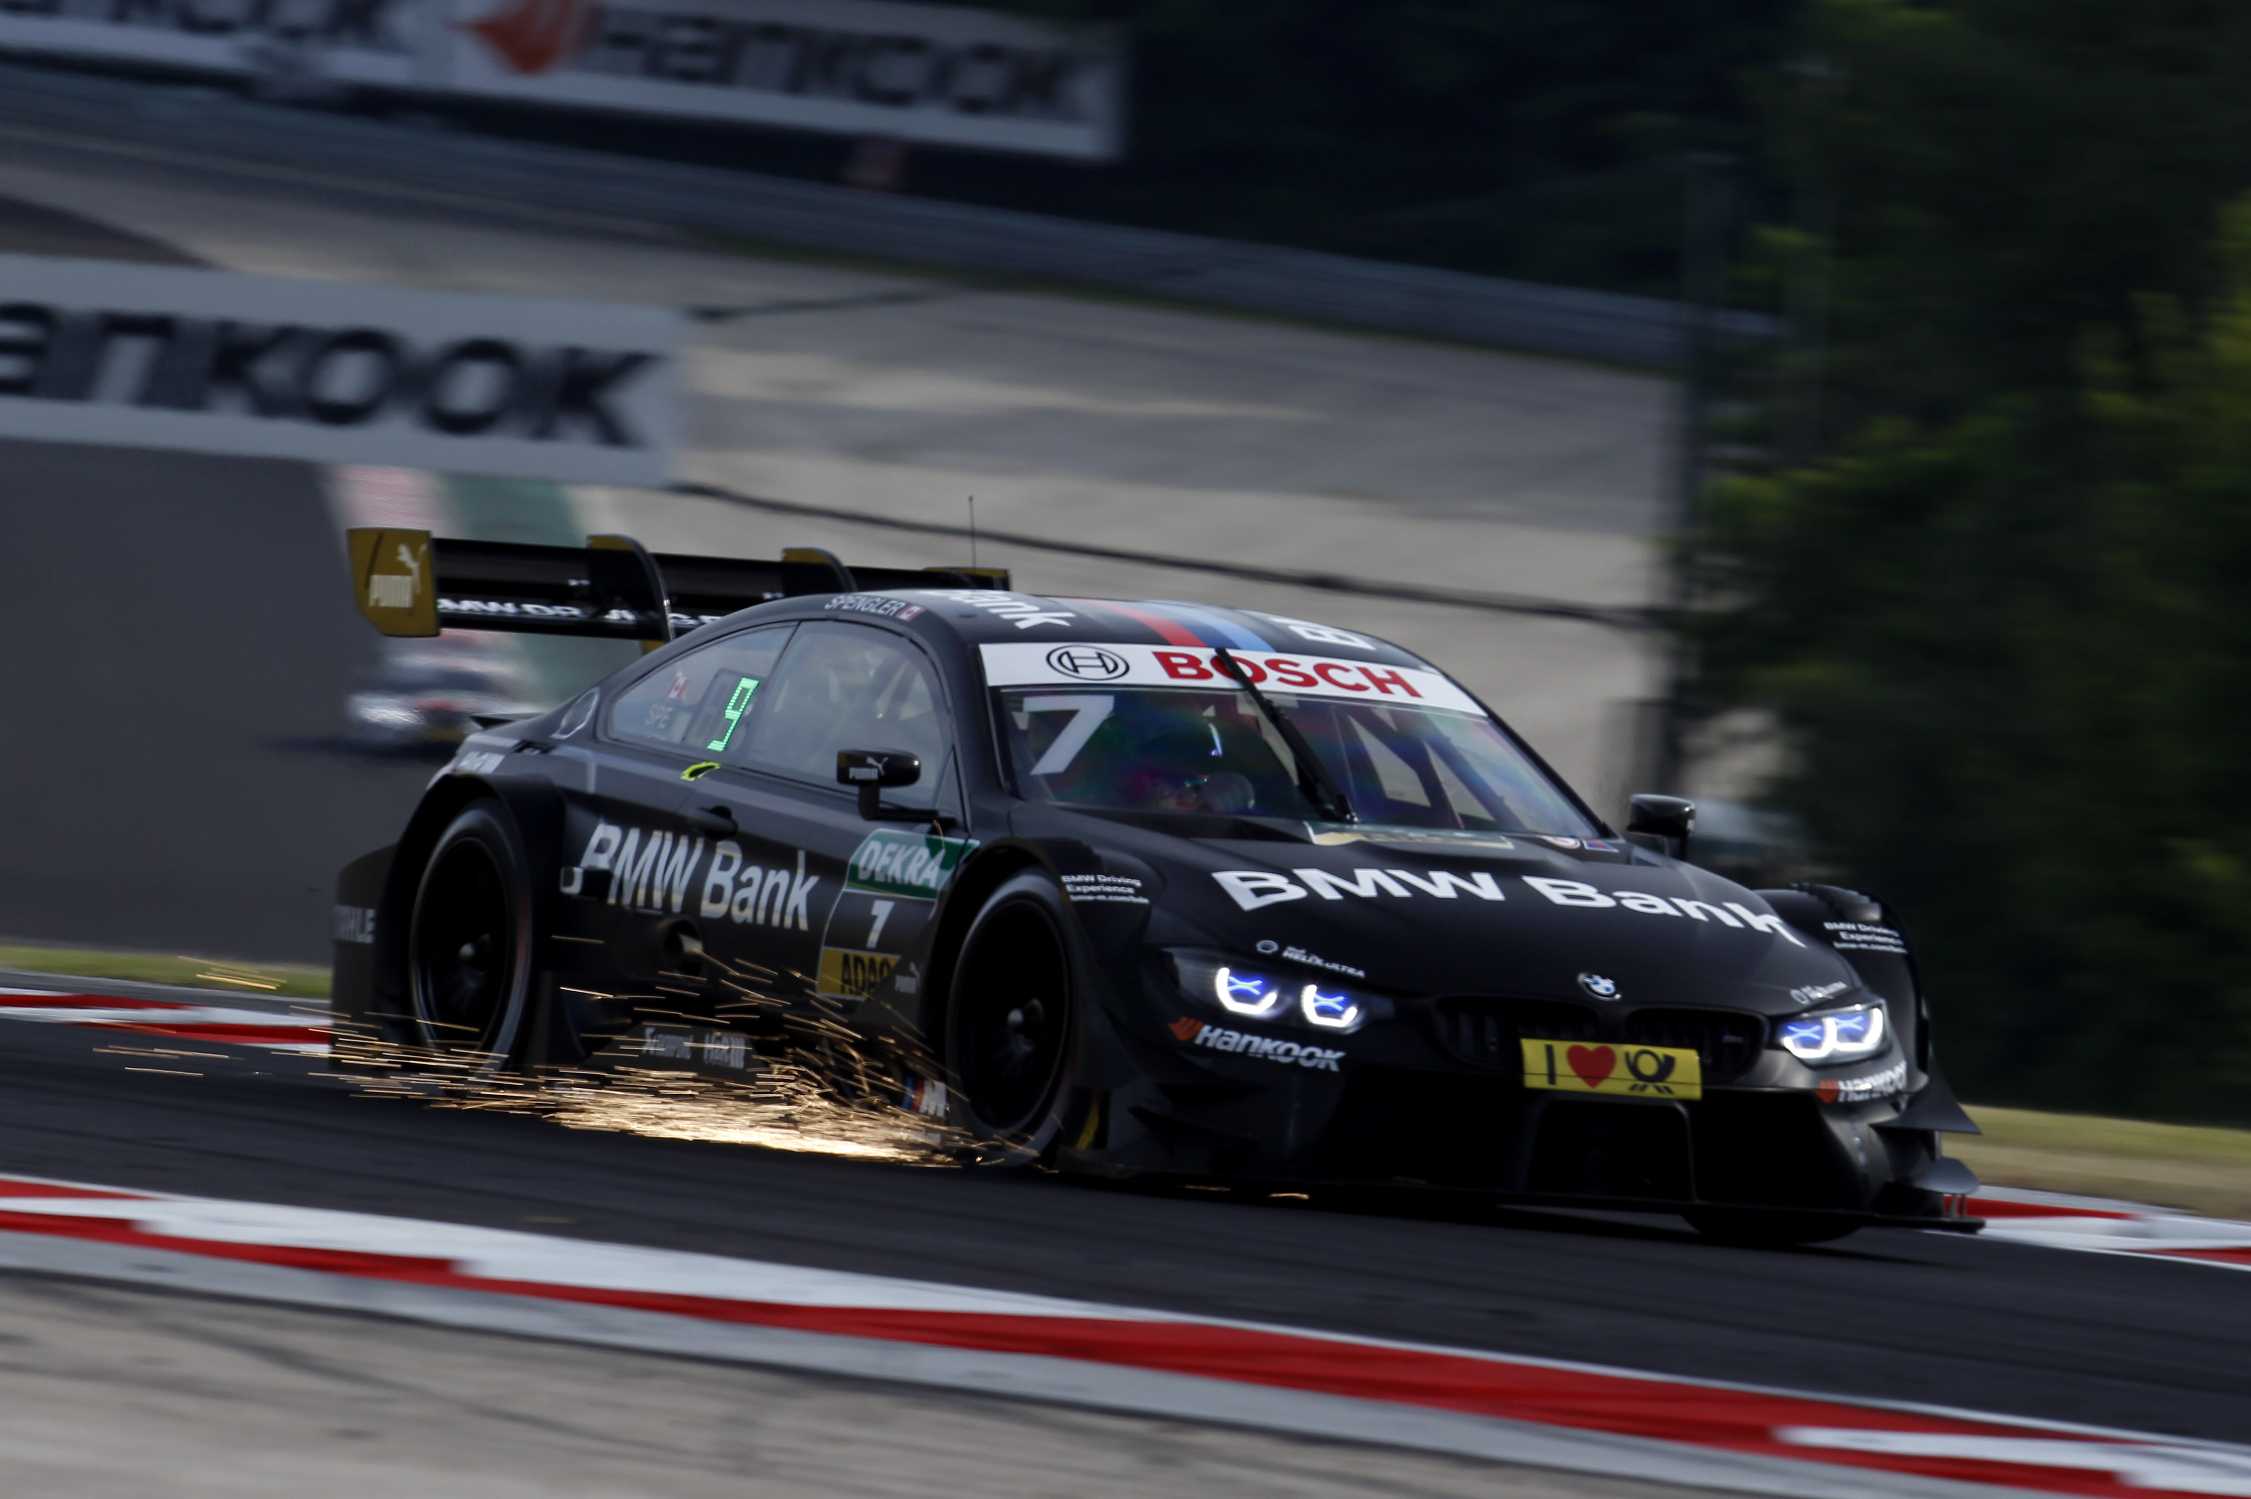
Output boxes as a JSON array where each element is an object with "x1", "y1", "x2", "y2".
[{"x1": 330, "y1": 528, "x2": 1982, "y2": 1244}]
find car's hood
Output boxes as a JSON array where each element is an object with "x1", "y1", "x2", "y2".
[{"x1": 1041, "y1": 812, "x2": 1859, "y2": 1014}]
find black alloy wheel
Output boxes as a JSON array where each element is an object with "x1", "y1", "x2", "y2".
[
  {"x1": 946, "y1": 874, "x2": 1080, "y2": 1153},
  {"x1": 407, "y1": 804, "x2": 534, "y2": 1067}
]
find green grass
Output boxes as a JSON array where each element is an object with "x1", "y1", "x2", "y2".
[
  {"x1": 3, "y1": 940, "x2": 2245, "y2": 1216},
  {"x1": 0, "y1": 942, "x2": 329, "y2": 1000},
  {"x1": 1952, "y1": 1105, "x2": 2251, "y2": 1220}
]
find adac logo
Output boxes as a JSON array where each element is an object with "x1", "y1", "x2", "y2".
[{"x1": 462, "y1": 0, "x2": 593, "y2": 76}]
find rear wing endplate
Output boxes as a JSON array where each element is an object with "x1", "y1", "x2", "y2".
[{"x1": 346, "y1": 529, "x2": 1007, "y2": 647}]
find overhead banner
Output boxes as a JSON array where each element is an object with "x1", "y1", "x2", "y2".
[
  {"x1": 0, "y1": 255, "x2": 681, "y2": 484},
  {"x1": 0, "y1": 0, "x2": 429, "y2": 86},
  {"x1": 447, "y1": 0, "x2": 1124, "y2": 160},
  {"x1": 0, "y1": 0, "x2": 1126, "y2": 161}
]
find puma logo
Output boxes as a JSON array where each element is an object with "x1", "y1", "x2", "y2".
[{"x1": 367, "y1": 542, "x2": 424, "y2": 611}]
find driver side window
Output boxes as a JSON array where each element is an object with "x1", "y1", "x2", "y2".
[
  {"x1": 605, "y1": 625, "x2": 795, "y2": 756},
  {"x1": 734, "y1": 622, "x2": 950, "y2": 808}
]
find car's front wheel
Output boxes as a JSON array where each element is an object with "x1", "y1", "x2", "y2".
[
  {"x1": 405, "y1": 802, "x2": 536, "y2": 1070},
  {"x1": 942, "y1": 871, "x2": 1087, "y2": 1162}
]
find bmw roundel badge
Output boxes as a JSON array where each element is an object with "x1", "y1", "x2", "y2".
[{"x1": 1578, "y1": 972, "x2": 1620, "y2": 1001}]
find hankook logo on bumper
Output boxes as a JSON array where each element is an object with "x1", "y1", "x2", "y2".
[
  {"x1": 1816, "y1": 1059, "x2": 1908, "y2": 1104},
  {"x1": 1171, "y1": 1017, "x2": 1343, "y2": 1072}
]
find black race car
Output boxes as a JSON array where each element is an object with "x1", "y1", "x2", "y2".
[{"x1": 332, "y1": 528, "x2": 1982, "y2": 1244}]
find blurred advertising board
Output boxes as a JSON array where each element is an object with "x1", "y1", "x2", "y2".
[
  {"x1": 0, "y1": 0, "x2": 1125, "y2": 161},
  {"x1": 0, "y1": 255, "x2": 681, "y2": 484},
  {"x1": 448, "y1": 0, "x2": 1123, "y2": 160},
  {"x1": 0, "y1": 0, "x2": 431, "y2": 87}
]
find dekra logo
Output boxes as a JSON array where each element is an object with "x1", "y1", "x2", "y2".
[{"x1": 847, "y1": 829, "x2": 970, "y2": 899}]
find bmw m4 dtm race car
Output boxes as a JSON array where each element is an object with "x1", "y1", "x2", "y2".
[{"x1": 331, "y1": 528, "x2": 1982, "y2": 1245}]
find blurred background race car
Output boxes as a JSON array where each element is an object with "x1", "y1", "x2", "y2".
[{"x1": 344, "y1": 645, "x2": 543, "y2": 753}]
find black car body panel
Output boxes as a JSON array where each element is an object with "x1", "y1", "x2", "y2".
[{"x1": 331, "y1": 530, "x2": 1981, "y2": 1232}]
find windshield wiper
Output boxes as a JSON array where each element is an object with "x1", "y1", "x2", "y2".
[{"x1": 1211, "y1": 646, "x2": 1356, "y2": 825}]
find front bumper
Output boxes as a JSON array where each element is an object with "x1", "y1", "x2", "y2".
[{"x1": 1068, "y1": 987, "x2": 1978, "y2": 1224}]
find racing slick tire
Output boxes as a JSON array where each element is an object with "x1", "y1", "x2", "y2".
[
  {"x1": 941, "y1": 871, "x2": 1091, "y2": 1165},
  {"x1": 404, "y1": 802, "x2": 537, "y2": 1071},
  {"x1": 1683, "y1": 1208, "x2": 1860, "y2": 1247}
]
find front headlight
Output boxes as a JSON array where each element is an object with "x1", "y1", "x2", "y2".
[
  {"x1": 1777, "y1": 1001, "x2": 1888, "y2": 1063},
  {"x1": 1298, "y1": 985, "x2": 1362, "y2": 1031},
  {"x1": 1173, "y1": 953, "x2": 1378, "y2": 1036},
  {"x1": 1213, "y1": 964, "x2": 1285, "y2": 1019}
]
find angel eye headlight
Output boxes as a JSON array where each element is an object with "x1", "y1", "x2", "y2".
[
  {"x1": 1778, "y1": 1001, "x2": 1887, "y2": 1062},
  {"x1": 1299, "y1": 985, "x2": 1361, "y2": 1030},
  {"x1": 1172, "y1": 953, "x2": 1377, "y2": 1034},
  {"x1": 1213, "y1": 965, "x2": 1284, "y2": 1018}
]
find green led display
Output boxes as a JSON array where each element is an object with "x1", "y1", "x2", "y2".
[{"x1": 706, "y1": 675, "x2": 761, "y2": 753}]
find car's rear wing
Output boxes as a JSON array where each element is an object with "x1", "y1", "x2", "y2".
[{"x1": 346, "y1": 528, "x2": 1008, "y2": 647}]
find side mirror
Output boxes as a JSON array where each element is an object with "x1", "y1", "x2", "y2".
[
  {"x1": 1626, "y1": 793, "x2": 1696, "y2": 855},
  {"x1": 838, "y1": 749, "x2": 921, "y2": 820}
]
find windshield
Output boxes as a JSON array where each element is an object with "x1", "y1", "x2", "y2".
[{"x1": 999, "y1": 686, "x2": 1599, "y2": 836}]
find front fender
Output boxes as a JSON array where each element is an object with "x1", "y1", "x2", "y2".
[{"x1": 1762, "y1": 884, "x2": 1980, "y2": 1151}]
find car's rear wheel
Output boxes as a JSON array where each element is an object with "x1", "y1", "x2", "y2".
[
  {"x1": 1683, "y1": 1208, "x2": 1860, "y2": 1247},
  {"x1": 943, "y1": 872, "x2": 1084, "y2": 1160},
  {"x1": 406, "y1": 803, "x2": 536, "y2": 1069}
]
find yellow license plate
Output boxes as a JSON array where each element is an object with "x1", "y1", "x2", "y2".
[{"x1": 1521, "y1": 1038, "x2": 1702, "y2": 1101}]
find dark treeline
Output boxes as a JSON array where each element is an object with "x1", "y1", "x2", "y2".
[
  {"x1": 984, "y1": 0, "x2": 1796, "y2": 295},
  {"x1": 1689, "y1": 0, "x2": 2251, "y2": 1120}
]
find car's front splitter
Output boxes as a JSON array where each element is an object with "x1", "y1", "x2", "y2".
[{"x1": 1063, "y1": 1039, "x2": 1976, "y2": 1223}]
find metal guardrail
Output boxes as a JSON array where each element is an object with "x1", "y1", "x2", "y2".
[
  {"x1": 669, "y1": 480, "x2": 1660, "y2": 631},
  {"x1": 0, "y1": 60, "x2": 1771, "y2": 367}
]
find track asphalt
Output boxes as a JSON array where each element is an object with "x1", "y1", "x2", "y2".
[{"x1": 0, "y1": 1000, "x2": 2242, "y2": 1448}]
